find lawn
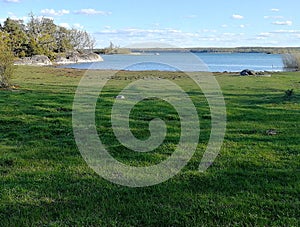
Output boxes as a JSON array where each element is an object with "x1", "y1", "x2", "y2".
[{"x1": 0, "y1": 66, "x2": 299, "y2": 226}]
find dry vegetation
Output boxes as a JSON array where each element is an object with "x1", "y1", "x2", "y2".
[{"x1": 282, "y1": 52, "x2": 300, "y2": 70}]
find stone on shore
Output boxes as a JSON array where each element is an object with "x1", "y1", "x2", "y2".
[
  {"x1": 14, "y1": 52, "x2": 103, "y2": 66},
  {"x1": 53, "y1": 52, "x2": 103, "y2": 64},
  {"x1": 240, "y1": 69, "x2": 256, "y2": 76},
  {"x1": 15, "y1": 55, "x2": 52, "y2": 66}
]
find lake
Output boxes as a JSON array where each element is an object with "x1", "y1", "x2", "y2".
[{"x1": 60, "y1": 52, "x2": 284, "y2": 72}]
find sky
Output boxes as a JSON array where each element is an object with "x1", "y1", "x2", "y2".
[{"x1": 0, "y1": 0, "x2": 299, "y2": 48}]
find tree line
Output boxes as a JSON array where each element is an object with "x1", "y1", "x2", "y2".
[
  {"x1": 0, "y1": 14, "x2": 96, "y2": 60},
  {"x1": 0, "y1": 13, "x2": 96, "y2": 88}
]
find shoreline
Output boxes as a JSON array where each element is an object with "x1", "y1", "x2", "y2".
[
  {"x1": 55, "y1": 64, "x2": 286, "y2": 74},
  {"x1": 21, "y1": 65, "x2": 288, "y2": 76},
  {"x1": 14, "y1": 53, "x2": 104, "y2": 67}
]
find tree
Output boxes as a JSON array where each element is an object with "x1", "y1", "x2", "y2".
[
  {"x1": 27, "y1": 14, "x2": 58, "y2": 58},
  {"x1": 55, "y1": 26, "x2": 73, "y2": 53},
  {"x1": 0, "y1": 33, "x2": 14, "y2": 88},
  {"x1": 1, "y1": 18, "x2": 28, "y2": 57},
  {"x1": 69, "y1": 29, "x2": 96, "y2": 52},
  {"x1": 0, "y1": 13, "x2": 98, "y2": 59}
]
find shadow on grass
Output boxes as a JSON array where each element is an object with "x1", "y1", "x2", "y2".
[{"x1": 1, "y1": 165, "x2": 299, "y2": 226}]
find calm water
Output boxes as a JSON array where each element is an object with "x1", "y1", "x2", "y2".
[{"x1": 60, "y1": 52, "x2": 284, "y2": 72}]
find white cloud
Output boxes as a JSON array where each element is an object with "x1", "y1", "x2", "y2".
[
  {"x1": 258, "y1": 32, "x2": 272, "y2": 37},
  {"x1": 94, "y1": 25, "x2": 300, "y2": 48},
  {"x1": 222, "y1": 32, "x2": 238, "y2": 36},
  {"x1": 221, "y1": 24, "x2": 228, "y2": 28},
  {"x1": 73, "y1": 23, "x2": 84, "y2": 29},
  {"x1": 59, "y1": 23, "x2": 70, "y2": 29},
  {"x1": 96, "y1": 28, "x2": 186, "y2": 40},
  {"x1": 272, "y1": 20, "x2": 292, "y2": 26},
  {"x1": 36, "y1": 15, "x2": 54, "y2": 21},
  {"x1": 3, "y1": 0, "x2": 20, "y2": 3},
  {"x1": 271, "y1": 30, "x2": 300, "y2": 34},
  {"x1": 240, "y1": 24, "x2": 245, "y2": 28},
  {"x1": 59, "y1": 22, "x2": 84, "y2": 30},
  {"x1": 7, "y1": 12, "x2": 28, "y2": 21},
  {"x1": 232, "y1": 14, "x2": 244, "y2": 20},
  {"x1": 41, "y1": 9, "x2": 70, "y2": 16},
  {"x1": 74, "y1": 9, "x2": 112, "y2": 15},
  {"x1": 271, "y1": 8, "x2": 280, "y2": 12},
  {"x1": 95, "y1": 27, "x2": 230, "y2": 47},
  {"x1": 201, "y1": 29, "x2": 217, "y2": 33},
  {"x1": 264, "y1": 15, "x2": 283, "y2": 19}
]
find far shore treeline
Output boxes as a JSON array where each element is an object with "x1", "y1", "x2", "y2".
[
  {"x1": 125, "y1": 47, "x2": 300, "y2": 54},
  {"x1": 0, "y1": 14, "x2": 96, "y2": 60}
]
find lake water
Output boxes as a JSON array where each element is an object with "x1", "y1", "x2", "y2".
[{"x1": 60, "y1": 52, "x2": 284, "y2": 72}]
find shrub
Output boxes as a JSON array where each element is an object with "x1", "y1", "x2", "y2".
[
  {"x1": 0, "y1": 41, "x2": 15, "y2": 88},
  {"x1": 284, "y1": 89, "x2": 294, "y2": 98},
  {"x1": 282, "y1": 52, "x2": 300, "y2": 70}
]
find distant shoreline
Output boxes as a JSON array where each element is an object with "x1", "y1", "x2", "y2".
[
  {"x1": 127, "y1": 47, "x2": 300, "y2": 54},
  {"x1": 93, "y1": 46, "x2": 300, "y2": 55}
]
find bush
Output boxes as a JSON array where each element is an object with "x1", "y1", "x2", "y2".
[
  {"x1": 284, "y1": 89, "x2": 294, "y2": 98},
  {"x1": 0, "y1": 41, "x2": 15, "y2": 88},
  {"x1": 282, "y1": 52, "x2": 300, "y2": 70}
]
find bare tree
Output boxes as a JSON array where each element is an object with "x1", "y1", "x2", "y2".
[
  {"x1": 27, "y1": 14, "x2": 58, "y2": 56},
  {"x1": 69, "y1": 29, "x2": 95, "y2": 52}
]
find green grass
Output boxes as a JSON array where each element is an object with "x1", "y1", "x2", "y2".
[{"x1": 0, "y1": 66, "x2": 299, "y2": 226}]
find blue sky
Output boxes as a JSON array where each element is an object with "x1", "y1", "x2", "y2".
[{"x1": 1, "y1": 0, "x2": 299, "y2": 48}]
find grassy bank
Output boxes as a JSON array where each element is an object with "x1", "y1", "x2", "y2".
[{"x1": 0, "y1": 66, "x2": 299, "y2": 226}]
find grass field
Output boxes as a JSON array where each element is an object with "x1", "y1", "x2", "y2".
[{"x1": 0, "y1": 66, "x2": 299, "y2": 226}]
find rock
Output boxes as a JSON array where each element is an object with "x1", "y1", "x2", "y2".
[
  {"x1": 116, "y1": 95, "x2": 125, "y2": 99},
  {"x1": 66, "y1": 51, "x2": 80, "y2": 62},
  {"x1": 256, "y1": 71, "x2": 265, "y2": 75},
  {"x1": 77, "y1": 53, "x2": 103, "y2": 63},
  {"x1": 56, "y1": 107, "x2": 69, "y2": 112},
  {"x1": 14, "y1": 57, "x2": 32, "y2": 65},
  {"x1": 240, "y1": 69, "x2": 256, "y2": 76},
  {"x1": 14, "y1": 55, "x2": 52, "y2": 66},
  {"x1": 53, "y1": 56, "x2": 71, "y2": 64},
  {"x1": 54, "y1": 52, "x2": 103, "y2": 64},
  {"x1": 266, "y1": 129, "x2": 277, "y2": 135},
  {"x1": 15, "y1": 52, "x2": 103, "y2": 66},
  {"x1": 31, "y1": 55, "x2": 52, "y2": 65}
]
